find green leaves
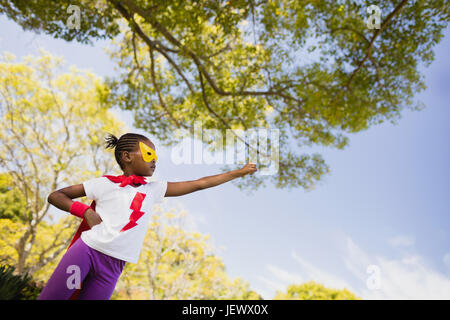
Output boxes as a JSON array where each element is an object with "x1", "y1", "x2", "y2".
[
  {"x1": 0, "y1": 0, "x2": 121, "y2": 44},
  {"x1": 0, "y1": 264, "x2": 35, "y2": 300},
  {"x1": 274, "y1": 280, "x2": 361, "y2": 300},
  {"x1": 3, "y1": 0, "x2": 448, "y2": 191}
]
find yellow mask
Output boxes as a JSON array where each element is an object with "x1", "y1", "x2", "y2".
[{"x1": 139, "y1": 141, "x2": 157, "y2": 162}]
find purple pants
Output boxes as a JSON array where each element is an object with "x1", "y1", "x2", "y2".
[{"x1": 38, "y1": 238, "x2": 126, "y2": 300}]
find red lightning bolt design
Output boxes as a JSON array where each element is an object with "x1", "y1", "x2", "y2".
[{"x1": 120, "y1": 192, "x2": 147, "y2": 232}]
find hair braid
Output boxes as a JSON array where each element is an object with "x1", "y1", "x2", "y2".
[{"x1": 104, "y1": 132, "x2": 150, "y2": 170}]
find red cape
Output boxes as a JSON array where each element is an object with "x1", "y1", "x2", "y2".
[{"x1": 67, "y1": 174, "x2": 145, "y2": 299}]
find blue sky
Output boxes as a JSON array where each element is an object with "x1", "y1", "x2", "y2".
[{"x1": 1, "y1": 14, "x2": 449, "y2": 299}]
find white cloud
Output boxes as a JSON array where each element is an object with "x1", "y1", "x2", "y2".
[
  {"x1": 388, "y1": 235, "x2": 415, "y2": 248},
  {"x1": 291, "y1": 250, "x2": 358, "y2": 293},
  {"x1": 253, "y1": 251, "x2": 357, "y2": 299},
  {"x1": 341, "y1": 237, "x2": 450, "y2": 299},
  {"x1": 254, "y1": 236, "x2": 450, "y2": 299}
]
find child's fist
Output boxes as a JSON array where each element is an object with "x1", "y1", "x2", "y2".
[
  {"x1": 238, "y1": 163, "x2": 258, "y2": 177},
  {"x1": 84, "y1": 208, "x2": 103, "y2": 228}
]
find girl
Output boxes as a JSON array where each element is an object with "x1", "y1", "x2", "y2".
[{"x1": 38, "y1": 132, "x2": 257, "y2": 300}]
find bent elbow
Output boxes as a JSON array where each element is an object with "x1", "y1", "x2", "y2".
[{"x1": 47, "y1": 192, "x2": 57, "y2": 204}]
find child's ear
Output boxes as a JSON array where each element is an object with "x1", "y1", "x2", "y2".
[{"x1": 121, "y1": 151, "x2": 133, "y2": 164}]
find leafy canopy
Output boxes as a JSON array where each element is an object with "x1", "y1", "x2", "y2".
[{"x1": 1, "y1": 0, "x2": 448, "y2": 190}]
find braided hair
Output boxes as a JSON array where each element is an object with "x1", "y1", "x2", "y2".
[{"x1": 104, "y1": 133, "x2": 150, "y2": 170}]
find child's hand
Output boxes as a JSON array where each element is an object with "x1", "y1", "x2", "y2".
[
  {"x1": 84, "y1": 208, "x2": 103, "y2": 228},
  {"x1": 238, "y1": 163, "x2": 258, "y2": 177}
]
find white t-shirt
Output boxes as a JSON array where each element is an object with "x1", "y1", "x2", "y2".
[{"x1": 81, "y1": 176, "x2": 168, "y2": 263}]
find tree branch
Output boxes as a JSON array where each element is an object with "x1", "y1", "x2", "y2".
[
  {"x1": 111, "y1": 0, "x2": 196, "y2": 103},
  {"x1": 198, "y1": 69, "x2": 271, "y2": 159},
  {"x1": 114, "y1": 0, "x2": 302, "y2": 102},
  {"x1": 148, "y1": 47, "x2": 188, "y2": 129},
  {"x1": 346, "y1": 0, "x2": 408, "y2": 88}
]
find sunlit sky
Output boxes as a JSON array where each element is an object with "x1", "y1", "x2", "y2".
[{"x1": 1, "y1": 13, "x2": 449, "y2": 299}]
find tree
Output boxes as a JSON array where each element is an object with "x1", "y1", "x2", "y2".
[
  {"x1": 273, "y1": 280, "x2": 361, "y2": 300},
  {"x1": 0, "y1": 173, "x2": 31, "y2": 223},
  {"x1": 0, "y1": 51, "x2": 127, "y2": 274},
  {"x1": 113, "y1": 206, "x2": 262, "y2": 300},
  {"x1": 0, "y1": 0, "x2": 448, "y2": 191}
]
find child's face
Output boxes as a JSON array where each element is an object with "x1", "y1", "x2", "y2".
[{"x1": 127, "y1": 139, "x2": 157, "y2": 177}]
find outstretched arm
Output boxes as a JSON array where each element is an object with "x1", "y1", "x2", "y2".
[{"x1": 165, "y1": 163, "x2": 257, "y2": 197}]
